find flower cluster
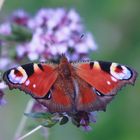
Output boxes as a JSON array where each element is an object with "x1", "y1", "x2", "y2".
[
  {"x1": 0, "y1": 8, "x2": 97, "y2": 131},
  {"x1": 0, "y1": 8, "x2": 97, "y2": 62}
]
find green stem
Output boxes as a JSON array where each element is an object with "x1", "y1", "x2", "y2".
[
  {"x1": 13, "y1": 99, "x2": 35, "y2": 140},
  {"x1": 17, "y1": 125, "x2": 43, "y2": 140}
]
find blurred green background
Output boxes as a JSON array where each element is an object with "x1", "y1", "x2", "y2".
[{"x1": 0, "y1": 0, "x2": 140, "y2": 140}]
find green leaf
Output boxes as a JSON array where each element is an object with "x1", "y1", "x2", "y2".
[
  {"x1": 0, "y1": 23, "x2": 33, "y2": 42},
  {"x1": 42, "y1": 119, "x2": 59, "y2": 128},
  {"x1": 25, "y1": 112, "x2": 59, "y2": 128},
  {"x1": 24, "y1": 112, "x2": 53, "y2": 119},
  {"x1": 0, "y1": 34, "x2": 16, "y2": 41},
  {"x1": 11, "y1": 23, "x2": 32, "y2": 42}
]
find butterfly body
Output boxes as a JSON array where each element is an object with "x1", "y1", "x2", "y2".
[{"x1": 3, "y1": 55, "x2": 137, "y2": 113}]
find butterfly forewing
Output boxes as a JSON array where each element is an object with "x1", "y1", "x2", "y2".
[{"x1": 3, "y1": 63, "x2": 58, "y2": 98}]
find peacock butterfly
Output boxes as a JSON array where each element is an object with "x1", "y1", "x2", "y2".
[{"x1": 3, "y1": 55, "x2": 137, "y2": 113}]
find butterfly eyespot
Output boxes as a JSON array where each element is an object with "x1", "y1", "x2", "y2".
[
  {"x1": 110, "y1": 63, "x2": 132, "y2": 80},
  {"x1": 93, "y1": 88, "x2": 104, "y2": 96},
  {"x1": 115, "y1": 65, "x2": 123, "y2": 73},
  {"x1": 8, "y1": 67, "x2": 28, "y2": 84},
  {"x1": 44, "y1": 90, "x2": 52, "y2": 100},
  {"x1": 14, "y1": 69, "x2": 22, "y2": 75}
]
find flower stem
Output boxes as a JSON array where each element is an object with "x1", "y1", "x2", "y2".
[
  {"x1": 0, "y1": 0, "x2": 5, "y2": 10},
  {"x1": 13, "y1": 99, "x2": 35, "y2": 140},
  {"x1": 17, "y1": 125, "x2": 43, "y2": 140}
]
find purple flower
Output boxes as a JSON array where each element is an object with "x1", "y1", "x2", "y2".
[
  {"x1": 0, "y1": 8, "x2": 97, "y2": 61},
  {"x1": 0, "y1": 9, "x2": 29, "y2": 36},
  {"x1": 0, "y1": 81, "x2": 7, "y2": 89},
  {"x1": 11, "y1": 9, "x2": 29, "y2": 26},
  {"x1": 0, "y1": 23, "x2": 11, "y2": 35},
  {"x1": 0, "y1": 57, "x2": 12, "y2": 70},
  {"x1": 71, "y1": 111, "x2": 96, "y2": 131}
]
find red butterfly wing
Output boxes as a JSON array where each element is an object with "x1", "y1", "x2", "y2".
[
  {"x1": 72, "y1": 61, "x2": 137, "y2": 111},
  {"x1": 37, "y1": 74, "x2": 75, "y2": 113},
  {"x1": 3, "y1": 63, "x2": 58, "y2": 98},
  {"x1": 3, "y1": 61, "x2": 74, "y2": 113},
  {"x1": 74, "y1": 76, "x2": 113, "y2": 111},
  {"x1": 3, "y1": 55, "x2": 138, "y2": 113},
  {"x1": 73, "y1": 61, "x2": 137, "y2": 95}
]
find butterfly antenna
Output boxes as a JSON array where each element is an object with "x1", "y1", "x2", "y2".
[{"x1": 80, "y1": 34, "x2": 84, "y2": 40}]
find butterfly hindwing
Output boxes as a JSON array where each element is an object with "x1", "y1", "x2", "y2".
[
  {"x1": 74, "y1": 75, "x2": 114, "y2": 111},
  {"x1": 37, "y1": 74, "x2": 75, "y2": 113},
  {"x1": 3, "y1": 63, "x2": 58, "y2": 98}
]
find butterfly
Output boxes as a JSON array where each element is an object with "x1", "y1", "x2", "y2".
[{"x1": 3, "y1": 55, "x2": 137, "y2": 113}]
